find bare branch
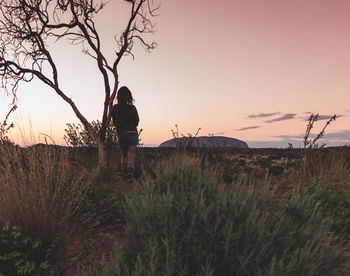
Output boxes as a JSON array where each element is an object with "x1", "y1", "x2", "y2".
[
  {"x1": 113, "y1": 0, "x2": 159, "y2": 70},
  {"x1": 0, "y1": 0, "x2": 159, "y2": 164}
]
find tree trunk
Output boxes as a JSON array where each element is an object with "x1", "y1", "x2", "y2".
[{"x1": 97, "y1": 140, "x2": 107, "y2": 169}]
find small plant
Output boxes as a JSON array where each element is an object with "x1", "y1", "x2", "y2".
[
  {"x1": 0, "y1": 105, "x2": 16, "y2": 144},
  {"x1": 171, "y1": 124, "x2": 201, "y2": 149},
  {"x1": 64, "y1": 120, "x2": 118, "y2": 147},
  {"x1": 137, "y1": 128, "x2": 143, "y2": 147},
  {"x1": 301, "y1": 113, "x2": 337, "y2": 180},
  {"x1": 298, "y1": 149, "x2": 350, "y2": 236},
  {"x1": 303, "y1": 113, "x2": 337, "y2": 149},
  {"x1": 0, "y1": 223, "x2": 55, "y2": 275},
  {"x1": 310, "y1": 182, "x2": 350, "y2": 235}
]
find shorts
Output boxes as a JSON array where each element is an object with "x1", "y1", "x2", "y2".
[{"x1": 118, "y1": 135, "x2": 139, "y2": 151}]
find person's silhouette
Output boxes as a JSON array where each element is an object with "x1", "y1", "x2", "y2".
[{"x1": 112, "y1": 86, "x2": 139, "y2": 177}]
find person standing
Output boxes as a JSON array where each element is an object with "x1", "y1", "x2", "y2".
[{"x1": 112, "y1": 86, "x2": 139, "y2": 177}]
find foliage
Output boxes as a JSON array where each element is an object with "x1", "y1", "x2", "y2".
[
  {"x1": 2, "y1": 141, "x2": 350, "y2": 274},
  {"x1": 267, "y1": 165, "x2": 284, "y2": 176},
  {"x1": 97, "y1": 154, "x2": 350, "y2": 275},
  {"x1": 303, "y1": 113, "x2": 337, "y2": 149},
  {"x1": 0, "y1": 105, "x2": 16, "y2": 145},
  {"x1": 171, "y1": 124, "x2": 201, "y2": 150},
  {"x1": 0, "y1": 144, "x2": 93, "y2": 245},
  {"x1": 298, "y1": 149, "x2": 350, "y2": 187},
  {"x1": 309, "y1": 182, "x2": 350, "y2": 236},
  {"x1": 0, "y1": 143, "x2": 129, "y2": 273},
  {"x1": 64, "y1": 120, "x2": 118, "y2": 147},
  {"x1": 298, "y1": 149, "x2": 350, "y2": 236},
  {"x1": 0, "y1": 224, "x2": 55, "y2": 275}
]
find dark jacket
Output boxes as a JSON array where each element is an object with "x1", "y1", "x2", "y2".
[{"x1": 112, "y1": 104, "x2": 139, "y2": 135}]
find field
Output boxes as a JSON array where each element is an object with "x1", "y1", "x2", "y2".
[{"x1": 1, "y1": 144, "x2": 350, "y2": 275}]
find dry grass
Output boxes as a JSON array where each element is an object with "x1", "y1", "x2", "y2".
[
  {"x1": 93, "y1": 153, "x2": 350, "y2": 276},
  {"x1": 0, "y1": 144, "x2": 92, "y2": 245},
  {"x1": 298, "y1": 150, "x2": 350, "y2": 189}
]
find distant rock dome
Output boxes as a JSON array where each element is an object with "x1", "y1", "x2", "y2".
[{"x1": 158, "y1": 136, "x2": 248, "y2": 148}]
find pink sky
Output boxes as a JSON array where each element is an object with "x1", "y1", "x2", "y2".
[{"x1": 1, "y1": 0, "x2": 350, "y2": 147}]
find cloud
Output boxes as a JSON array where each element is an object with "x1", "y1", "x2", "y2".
[
  {"x1": 247, "y1": 130, "x2": 350, "y2": 148},
  {"x1": 247, "y1": 139, "x2": 348, "y2": 148},
  {"x1": 248, "y1": 129, "x2": 350, "y2": 148},
  {"x1": 302, "y1": 114, "x2": 343, "y2": 121},
  {"x1": 319, "y1": 129, "x2": 350, "y2": 141},
  {"x1": 274, "y1": 129, "x2": 350, "y2": 142},
  {"x1": 236, "y1": 125, "x2": 260, "y2": 131},
  {"x1": 247, "y1": 140, "x2": 303, "y2": 148},
  {"x1": 248, "y1": 112, "x2": 280, "y2": 119},
  {"x1": 265, "y1": 113, "x2": 296, "y2": 123},
  {"x1": 274, "y1": 134, "x2": 302, "y2": 140}
]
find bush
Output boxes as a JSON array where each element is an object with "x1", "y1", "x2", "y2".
[
  {"x1": 294, "y1": 148, "x2": 350, "y2": 236},
  {"x1": 269, "y1": 165, "x2": 284, "y2": 176},
  {"x1": 64, "y1": 120, "x2": 118, "y2": 147},
  {"x1": 307, "y1": 181, "x2": 350, "y2": 236},
  {"x1": 299, "y1": 149, "x2": 350, "y2": 188},
  {"x1": 0, "y1": 224, "x2": 55, "y2": 275},
  {"x1": 0, "y1": 144, "x2": 92, "y2": 245},
  {"x1": 96, "y1": 154, "x2": 350, "y2": 275},
  {"x1": 0, "y1": 144, "x2": 128, "y2": 273}
]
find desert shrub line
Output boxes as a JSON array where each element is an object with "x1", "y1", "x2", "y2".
[{"x1": 96, "y1": 154, "x2": 350, "y2": 275}]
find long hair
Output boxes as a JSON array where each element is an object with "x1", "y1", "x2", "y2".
[{"x1": 117, "y1": 86, "x2": 134, "y2": 105}]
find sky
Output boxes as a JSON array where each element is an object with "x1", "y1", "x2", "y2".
[{"x1": 1, "y1": 0, "x2": 350, "y2": 147}]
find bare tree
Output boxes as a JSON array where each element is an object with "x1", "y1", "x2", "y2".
[{"x1": 0, "y1": 0, "x2": 159, "y2": 167}]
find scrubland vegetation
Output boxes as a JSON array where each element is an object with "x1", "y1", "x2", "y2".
[{"x1": 1, "y1": 142, "x2": 350, "y2": 275}]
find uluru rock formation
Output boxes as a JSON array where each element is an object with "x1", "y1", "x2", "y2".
[{"x1": 158, "y1": 136, "x2": 248, "y2": 148}]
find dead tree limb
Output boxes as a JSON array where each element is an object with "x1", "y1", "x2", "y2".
[{"x1": 0, "y1": 0, "x2": 160, "y2": 166}]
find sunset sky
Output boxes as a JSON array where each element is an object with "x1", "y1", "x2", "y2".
[{"x1": 1, "y1": 0, "x2": 350, "y2": 147}]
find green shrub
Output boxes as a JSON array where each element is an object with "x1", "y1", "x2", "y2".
[
  {"x1": 64, "y1": 120, "x2": 118, "y2": 147},
  {"x1": 0, "y1": 223, "x2": 55, "y2": 275},
  {"x1": 96, "y1": 154, "x2": 350, "y2": 275},
  {"x1": 308, "y1": 181, "x2": 350, "y2": 236},
  {"x1": 295, "y1": 148, "x2": 350, "y2": 236}
]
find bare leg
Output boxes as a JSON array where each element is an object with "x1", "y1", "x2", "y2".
[
  {"x1": 127, "y1": 146, "x2": 136, "y2": 169},
  {"x1": 120, "y1": 149, "x2": 128, "y2": 172}
]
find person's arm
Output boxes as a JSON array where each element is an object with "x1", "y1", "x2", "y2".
[{"x1": 133, "y1": 106, "x2": 139, "y2": 127}]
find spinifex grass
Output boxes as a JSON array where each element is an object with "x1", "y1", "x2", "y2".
[
  {"x1": 94, "y1": 154, "x2": 350, "y2": 275},
  {"x1": 294, "y1": 148, "x2": 350, "y2": 236},
  {"x1": 0, "y1": 144, "x2": 91, "y2": 245},
  {"x1": 298, "y1": 149, "x2": 350, "y2": 189}
]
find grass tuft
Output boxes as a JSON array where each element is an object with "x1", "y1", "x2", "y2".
[{"x1": 96, "y1": 154, "x2": 350, "y2": 275}]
